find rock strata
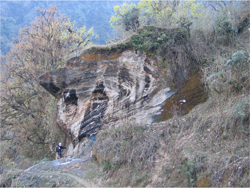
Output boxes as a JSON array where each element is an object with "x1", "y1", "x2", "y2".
[{"x1": 39, "y1": 26, "x2": 188, "y2": 157}]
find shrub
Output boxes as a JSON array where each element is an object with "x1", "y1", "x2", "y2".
[
  {"x1": 231, "y1": 50, "x2": 247, "y2": 64},
  {"x1": 123, "y1": 7, "x2": 140, "y2": 31},
  {"x1": 214, "y1": 13, "x2": 237, "y2": 46},
  {"x1": 93, "y1": 123, "x2": 159, "y2": 169},
  {"x1": 182, "y1": 159, "x2": 198, "y2": 187},
  {"x1": 204, "y1": 50, "x2": 249, "y2": 98}
]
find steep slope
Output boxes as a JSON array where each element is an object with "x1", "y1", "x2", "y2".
[
  {"x1": 39, "y1": 26, "x2": 197, "y2": 157},
  {"x1": 85, "y1": 94, "x2": 249, "y2": 187}
]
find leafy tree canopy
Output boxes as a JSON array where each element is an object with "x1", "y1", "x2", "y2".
[
  {"x1": 0, "y1": 5, "x2": 96, "y2": 160},
  {"x1": 109, "y1": 2, "x2": 138, "y2": 28},
  {"x1": 109, "y1": 0, "x2": 205, "y2": 37}
]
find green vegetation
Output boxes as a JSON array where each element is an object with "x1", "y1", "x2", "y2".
[
  {"x1": 1, "y1": 0, "x2": 250, "y2": 187},
  {"x1": 91, "y1": 123, "x2": 159, "y2": 186},
  {"x1": 85, "y1": 1, "x2": 250, "y2": 187},
  {"x1": 0, "y1": 5, "x2": 96, "y2": 165},
  {"x1": 110, "y1": 0, "x2": 203, "y2": 39},
  {"x1": 110, "y1": 2, "x2": 138, "y2": 31},
  {"x1": 0, "y1": 1, "x2": 123, "y2": 55},
  {"x1": 89, "y1": 94, "x2": 249, "y2": 187}
]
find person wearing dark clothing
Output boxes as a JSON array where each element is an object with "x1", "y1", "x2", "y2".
[
  {"x1": 90, "y1": 136, "x2": 96, "y2": 157},
  {"x1": 55, "y1": 143, "x2": 67, "y2": 159}
]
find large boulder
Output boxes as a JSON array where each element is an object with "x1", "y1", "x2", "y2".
[{"x1": 39, "y1": 26, "x2": 189, "y2": 157}]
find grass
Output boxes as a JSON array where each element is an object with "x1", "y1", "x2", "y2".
[
  {"x1": 156, "y1": 93, "x2": 249, "y2": 187},
  {"x1": 89, "y1": 122, "x2": 159, "y2": 186},
  {"x1": 89, "y1": 81, "x2": 249, "y2": 187},
  {"x1": 3, "y1": 23, "x2": 249, "y2": 188}
]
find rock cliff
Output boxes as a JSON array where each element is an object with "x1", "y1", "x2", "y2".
[{"x1": 39, "y1": 26, "x2": 191, "y2": 157}]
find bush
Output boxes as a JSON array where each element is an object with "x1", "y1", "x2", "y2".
[
  {"x1": 204, "y1": 50, "x2": 249, "y2": 98},
  {"x1": 93, "y1": 123, "x2": 159, "y2": 168},
  {"x1": 214, "y1": 13, "x2": 237, "y2": 46},
  {"x1": 182, "y1": 159, "x2": 198, "y2": 187},
  {"x1": 123, "y1": 7, "x2": 140, "y2": 31},
  {"x1": 231, "y1": 50, "x2": 247, "y2": 64},
  {"x1": 92, "y1": 122, "x2": 159, "y2": 186}
]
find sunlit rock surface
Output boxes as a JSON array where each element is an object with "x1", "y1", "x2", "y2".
[
  {"x1": 39, "y1": 47, "x2": 176, "y2": 156},
  {"x1": 38, "y1": 26, "x2": 207, "y2": 157}
]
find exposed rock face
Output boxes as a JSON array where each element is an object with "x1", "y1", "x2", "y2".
[
  {"x1": 39, "y1": 26, "x2": 191, "y2": 157},
  {"x1": 39, "y1": 49, "x2": 175, "y2": 153}
]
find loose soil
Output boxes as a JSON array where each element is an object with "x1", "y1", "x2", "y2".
[{"x1": 5, "y1": 157, "x2": 101, "y2": 187}]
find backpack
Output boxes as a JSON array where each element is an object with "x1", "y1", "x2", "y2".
[
  {"x1": 90, "y1": 136, "x2": 96, "y2": 147},
  {"x1": 55, "y1": 146, "x2": 60, "y2": 152}
]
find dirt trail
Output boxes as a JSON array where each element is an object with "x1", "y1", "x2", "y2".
[
  {"x1": 63, "y1": 173, "x2": 98, "y2": 187},
  {"x1": 36, "y1": 171, "x2": 99, "y2": 187},
  {"x1": 14, "y1": 157, "x2": 102, "y2": 187}
]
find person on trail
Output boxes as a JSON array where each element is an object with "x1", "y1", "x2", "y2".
[
  {"x1": 55, "y1": 143, "x2": 67, "y2": 160},
  {"x1": 90, "y1": 136, "x2": 96, "y2": 157}
]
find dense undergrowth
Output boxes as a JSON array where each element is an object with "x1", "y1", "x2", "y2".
[
  {"x1": 89, "y1": 80, "x2": 249, "y2": 187},
  {"x1": 88, "y1": 26, "x2": 250, "y2": 187},
  {"x1": 1, "y1": 1, "x2": 250, "y2": 187}
]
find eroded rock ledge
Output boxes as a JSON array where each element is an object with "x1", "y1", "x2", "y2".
[{"x1": 39, "y1": 26, "x2": 189, "y2": 157}]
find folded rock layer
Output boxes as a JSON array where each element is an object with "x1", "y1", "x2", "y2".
[{"x1": 39, "y1": 26, "x2": 188, "y2": 157}]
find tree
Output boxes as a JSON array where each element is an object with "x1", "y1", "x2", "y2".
[
  {"x1": 122, "y1": 7, "x2": 140, "y2": 32},
  {"x1": 110, "y1": 0, "x2": 205, "y2": 33},
  {"x1": 138, "y1": 0, "x2": 179, "y2": 26},
  {"x1": 0, "y1": 5, "x2": 96, "y2": 160},
  {"x1": 109, "y1": 2, "x2": 138, "y2": 37}
]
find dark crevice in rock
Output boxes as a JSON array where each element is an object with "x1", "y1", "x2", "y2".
[
  {"x1": 93, "y1": 82, "x2": 106, "y2": 96},
  {"x1": 126, "y1": 90, "x2": 131, "y2": 97},
  {"x1": 68, "y1": 128, "x2": 73, "y2": 142},
  {"x1": 118, "y1": 67, "x2": 133, "y2": 87},
  {"x1": 49, "y1": 82, "x2": 60, "y2": 93},
  {"x1": 78, "y1": 82, "x2": 108, "y2": 142},
  {"x1": 64, "y1": 89, "x2": 78, "y2": 106},
  {"x1": 145, "y1": 58, "x2": 151, "y2": 65},
  {"x1": 40, "y1": 82, "x2": 60, "y2": 98},
  {"x1": 145, "y1": 75, "x2": 150, "y2": 89},
  {"x1": 125, "y1": 101, "x2": 130, "y2": 109},
  {"x1": 144, "y1": 66, "x2": 152, "y2": 74},
  {"x1": 118, "y1": 85, "x2": 127, "y2": 100}
]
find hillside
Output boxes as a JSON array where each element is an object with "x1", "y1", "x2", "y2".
[
  {"x1": 1, "y1": 1, "x2": 250, "y2": 187},
  {"x1": 28, "y1": 25, "x2": 250, "y2": 187},
  {"x1": 0, "y1": 1, "x2": 132, "y2": 55},
  {"x1": 1, "y1": 88, "x2": 249, "y2": 187},
  {"x1": 90, "y1": 94, "x2": 249, "y2": 187}
]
